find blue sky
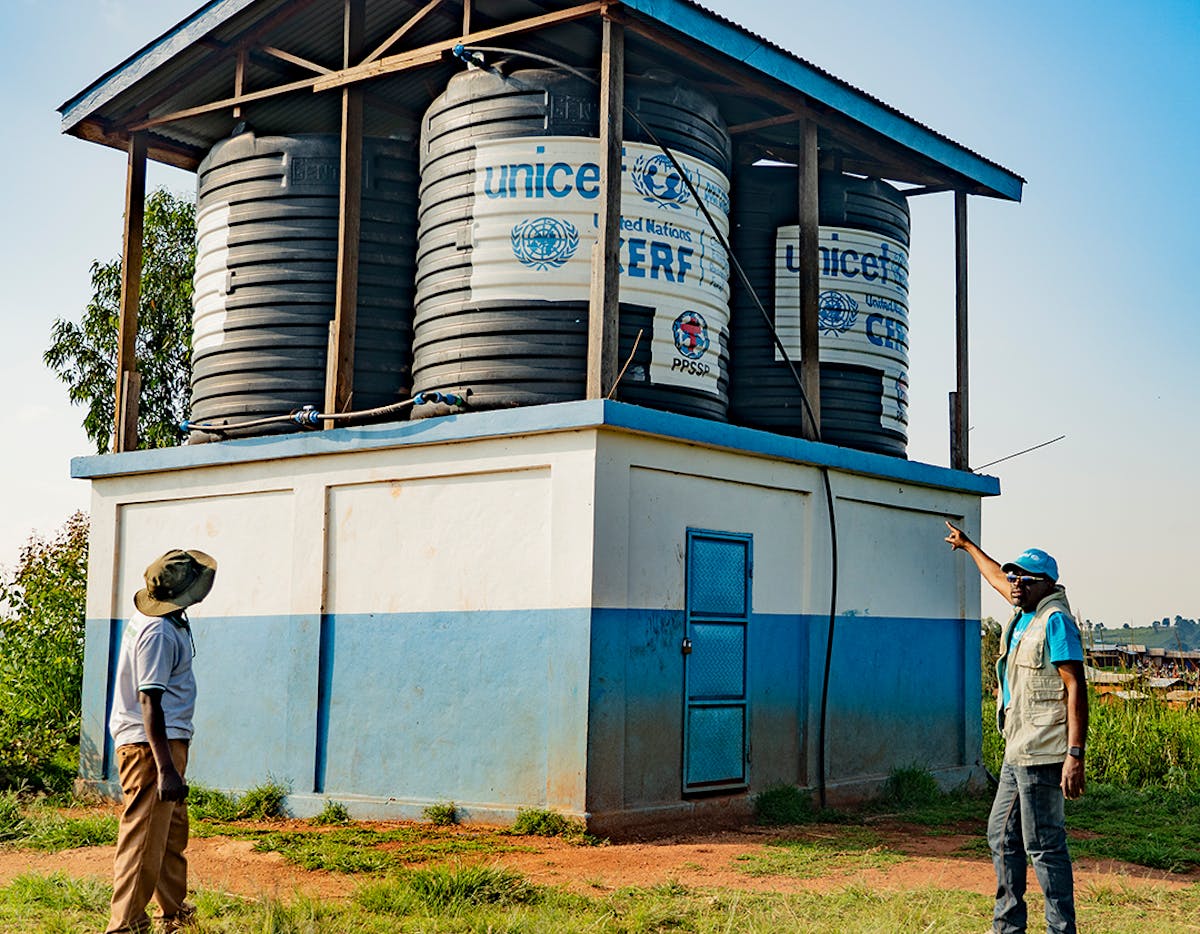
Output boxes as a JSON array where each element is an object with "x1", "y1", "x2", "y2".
[{"x1": 1, "y1": 0, "x2": 1196, "y2": 626}]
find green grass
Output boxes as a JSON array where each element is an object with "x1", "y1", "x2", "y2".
[
  {"x1": 242, "y1": 824, "x2": 533, "y2": 874},
  {"x1": 310, "y1": 799, "x2": 352, "y2": 826},
  {"x1": 422, "y1": 800, "x2": 457, "y2": 826},
  {"x1": 734, "y1": 826, "x2": 907, "y2": 879},
  {"x1": 1066, "y1": 783, "x2": 1200, "y2": 872},
  {"x1": 877, "y1": 765, "x2": 942, "y2": 808},
  {"x1": 0, "y1": 790, "x2": 117, "y2": 851},
  {"x1": 186, "y1": 783, "x2": 240, "y2": 823},
  {"x1": 505, "y1": 807, "x2": 602, "y2": 844},
  {"x1": 753, "y1": 783, "x2": 817, "y2": 825},
  {"x1": 234, "y1": 779, "x2": 289, "y2": 819},
  {"x1": 5, "y1": 870, "x2": 1198, "y2": 934}
]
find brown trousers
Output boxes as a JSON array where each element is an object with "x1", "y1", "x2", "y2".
[{"x1": 105, "y1": 740, "x2": 190, "y2": 934}]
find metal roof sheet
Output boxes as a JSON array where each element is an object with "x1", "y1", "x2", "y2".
[{"x1": 59, "y1": 0, "x2": 1023, "y2": 200}]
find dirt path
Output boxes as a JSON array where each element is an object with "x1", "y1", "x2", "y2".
[{"x1": 2, "y1": 817, "x2": 1195, "y2": 902}]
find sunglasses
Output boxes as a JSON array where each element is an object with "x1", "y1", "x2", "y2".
[{"x1": 1006, "y1": 573, "x2": 1045, "y2": 585}]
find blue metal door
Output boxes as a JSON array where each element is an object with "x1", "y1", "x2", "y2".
[{"x1": 683, "y1": 530, "x2": 751, "y2": 793}]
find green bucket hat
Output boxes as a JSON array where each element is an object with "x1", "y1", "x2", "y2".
[{"x1": 135, "y1": 549, "x2": 217, "y2": 617}]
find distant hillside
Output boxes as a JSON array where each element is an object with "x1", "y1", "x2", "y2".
[{"x1": 1084, "y1": 625, "x2": 1200, "y2": 652}]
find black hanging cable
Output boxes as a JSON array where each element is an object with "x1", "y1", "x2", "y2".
[{"x1": 455, "y1": 45, "x2": 841, "y2": 808}]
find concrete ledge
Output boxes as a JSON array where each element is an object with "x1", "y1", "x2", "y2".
[{"x1": 72, "y1": 399, "x2": 999, "y2": 497}]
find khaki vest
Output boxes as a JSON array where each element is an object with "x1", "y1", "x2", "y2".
[{"x1": 995, "y1": 587, "x2": 1076, "y2": 765}]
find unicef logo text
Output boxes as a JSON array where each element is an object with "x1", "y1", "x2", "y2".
[
  {"x1": 511, "y1": 217, "x2": 580, "y2": 270},
  {"x1": 818, "y1": 290, "x2": 859, "y2": 335},
  {"x1": 632, "y1": 154, "x2": 693, "y2": 210}
]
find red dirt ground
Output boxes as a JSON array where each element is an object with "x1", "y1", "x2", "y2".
[{"x1": 1, "y1": 806, "x2": 1195, "y2": 903}]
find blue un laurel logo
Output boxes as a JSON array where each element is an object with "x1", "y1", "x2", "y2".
[
  {"x1": 672, "y1": 310, "x2": 710, "y2": 359},
  {"x1": 818, "y1": 290, "x2": 859, "y2": 335},
  {"x1": 511, "y1": 216, "x2": 580, "y2": 270},
  {"x1": 631, "y1": 154, "x2": 693, "y2": 210}
]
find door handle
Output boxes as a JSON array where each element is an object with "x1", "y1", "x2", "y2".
[{"x1": 681, "y1": 638, "x2": 693, "y2": 655}]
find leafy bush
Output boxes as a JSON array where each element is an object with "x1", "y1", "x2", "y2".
[
  {"x1": 0, "y1": 513, "x2": 89, "y2": 791},
  {"x1": 423, "y1": 801, "x2": 457, "y2": 826},
  {"x1": 187, "y1": 784, "x2": 240, "y2": 822},
  {"x1": 878, "y1": 766, "x2": 941, "y2": 808},
  {"x1": 506, "y1": 801, "x2": 585, "y2": 835},
  {"x1": 753, "y1": 783, "x2": 815, "y2": 825},
  {"x1": 310, "y1": 799, "x2": 352, "y2": 826},
  {"x1": 236, "y1": 780, "x2": 289, "y2": 820},
  {"x1": 1087, "y1": 691, "x2": 1200, "y2": 791}
]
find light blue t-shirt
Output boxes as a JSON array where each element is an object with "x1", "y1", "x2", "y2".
[{"x1": 999, "y1": 611, "x2": 1084, "y2": 708}]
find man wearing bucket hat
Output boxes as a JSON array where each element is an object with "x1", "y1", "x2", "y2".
[
  {"x1": 104, "y1": 549, "x2": 216, "y2": 934},
  {"x1": 945, "y1": 522, "x2": 1087, "y2": 934}
]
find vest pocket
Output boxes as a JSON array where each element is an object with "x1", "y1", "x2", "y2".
[{"x1": 1027, "y1": 687, "x2": 1066, "y2": 726}]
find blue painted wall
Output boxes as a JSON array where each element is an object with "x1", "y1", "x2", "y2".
[{"x1": 587, "y1": 607, "x2": 970, "y2": 812}]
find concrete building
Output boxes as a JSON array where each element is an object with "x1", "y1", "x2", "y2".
[{"x1": 63, "y1": 0, "x2": 1020, "y2": 830}]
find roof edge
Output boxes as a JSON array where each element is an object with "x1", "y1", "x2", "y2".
[
  {"x1": 58, "y1": 0, "x2": 255, "y2": 131},
  {"x1": 623, "y1": 0, "x2": 1024, "y2": 201}
]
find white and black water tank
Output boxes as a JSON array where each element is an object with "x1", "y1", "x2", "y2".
[
  {"x1": 728, "y1": 166, "x2": 910, "y2": 456},
  {"x1": 412, "y1": 67, "x2": 733, "y2": 420},
  {"x1": 190, "y1": 131, "x2": 418, "y2": 440}
]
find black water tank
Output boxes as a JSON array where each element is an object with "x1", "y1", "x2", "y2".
[
  {"x1": 190, "y1": 131, "x2": 417, "y2": 440},
  {"x1": 412, "y1": 67, "x2": 732, "y2": 420},
  {"x1": 728, "y1": 166, "x2": 910, "y2": 456}
]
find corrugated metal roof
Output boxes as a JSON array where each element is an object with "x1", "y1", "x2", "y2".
[
  {"x1": 621, "y1": 0, "x2": 1022, "y2": 198},
  {"x1": 59, "y1": 0, "x2": 1023, "y2": 200}
]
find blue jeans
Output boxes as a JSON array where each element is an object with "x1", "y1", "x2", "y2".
[{"x1": 987, "y1": 762, "x2": 1075, "y2": 934}]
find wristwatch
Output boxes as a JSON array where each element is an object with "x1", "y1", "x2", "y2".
[{"x1": 1068, "y1": 745, "x2": 1085, "y2": 759}]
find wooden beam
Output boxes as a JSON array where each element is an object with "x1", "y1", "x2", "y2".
[
  {"x1": 313, "y1": 2, "x2": 605, "y2": 92},
  {"x1": 232, "y1": 47, "x2": 247, "y2": 118},
  {"x1": 112, "y1": 0, "x2": 327, "y2": 131},
  {"x1": 325, "y1": 0, "x2": 365, "y2": 424},
  {"x1": 798, "y1": 119, "x2": 821, "y2": 441},
  {"x1": 587, "y1": 17, "x2": 624, "y2": 400},
  {"x1": 128, "y1": 74, "x2": 326, "y2": 131},
  {"x1": 952, "y1": 191, "x2": 970, "y2": 470},
  {"x1": 901, "y1": 184, "x2": 955, "y2": 198},
  {"x1": 114, "y1": 132, "x2": 147, "y2": 453},
  {"x1": 618, "y1": 11, "x2": 958, "y2": 191},
  {"x1": 260, "y1": 45, "x2": 333, "y2": 75},
  {"x1": 462, "y1": 0, "x2": 472, "y2": 35},
  {"x1": 728, "y1": 112, "x2": 801, "y2": 135},
  {"x1": 363, "y1": 0, "x2": 446, "y2": 65}
]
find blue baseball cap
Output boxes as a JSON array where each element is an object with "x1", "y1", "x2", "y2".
[{"x1": 1002, "y1": 548, "x2": 1058, "y2": 582}]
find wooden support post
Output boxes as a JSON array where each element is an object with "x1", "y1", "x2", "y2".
[
  {"x1": 233, "y1": 48, "x2": 247, "y2": 118},
  {"x1": 325, "y1": 0, "x2": 365, "y2": 425},
  {"x1": 952, "y1": 190, "x2": 970, "y2": 470},
  {"x1": 586, "y1": 17, "x2": 623, "y2": 400},
  {"x1": 798, "y1": 119, "x2": 821, "y2": 440},
  {"x1": 113, "y1": 132, "x2": 147, "y2": 453},
  {"x1": 462, "y1": 0, "x2": 472, "y2": 35}
]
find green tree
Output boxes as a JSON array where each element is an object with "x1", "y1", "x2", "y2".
[
  {"x1": 981, "y1": 616, "x2": 1000, "y2": 698},
  {"x1": 0, "y1": 512, "x2": 89, "y2": 790},
  {"x1": 45, "y1": 188, "x2": 196, "y2": 454}
]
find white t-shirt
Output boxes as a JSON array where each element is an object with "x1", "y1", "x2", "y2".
[{"x1": 108, "y1": 609, "x2": 197, "y2": 747}]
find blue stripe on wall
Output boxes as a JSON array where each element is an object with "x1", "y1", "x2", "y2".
[{"x1": 85, "y1": 608, "x2": 978, "y2": 811}]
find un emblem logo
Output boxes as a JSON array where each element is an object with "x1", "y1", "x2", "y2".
[
  {"x1": 672, "y1": 310, "x2": 710, "y2": 359},
  {"x1": 818, "y1": 290, "x2": 859, "y2": 335},
  {"x1": 511, "y1": 217, "x2": 580, "y2": 270},
  {"x1": 631, "y1": 154, "x2": 692, "y2": 209}
]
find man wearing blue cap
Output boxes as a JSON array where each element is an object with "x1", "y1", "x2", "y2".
[{"x1": 945, "y1": 522, "x2": 1087, "y2": 934}]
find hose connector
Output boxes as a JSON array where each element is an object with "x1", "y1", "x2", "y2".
[
  {"x1": 291, "y1": 405, "x2": 321, "y2": 427},
  {"x1": 452, "y1": 44, "x2": 489, "y2": 70}
]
